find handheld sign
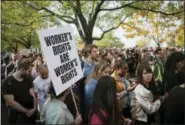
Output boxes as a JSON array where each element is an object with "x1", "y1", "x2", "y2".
[{"x1": 37, "y1": 26, "x2": 83, "y2": 96}]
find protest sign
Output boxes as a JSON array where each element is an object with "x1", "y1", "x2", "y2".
[{"x1": 37, "y1": 26, "x2": 83, "y2": 96}]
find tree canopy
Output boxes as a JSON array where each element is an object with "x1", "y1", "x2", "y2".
[
  {"x1": 1, "y1": 1, "x2": 184, "y2": 51},
  {"x1": 121, "y1": 1, "x2": 184, "y2": 47},
  {"x1": 1, "y1": 1, "x2": 51, "y2": 52}
]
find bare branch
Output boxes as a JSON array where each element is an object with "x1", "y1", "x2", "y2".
[
  {"x1": 128, "y1": 5, "x2": 184, "y2": 16},
  {"x1": 21, "y1": 1, "x2": 75, "y2": 24},
  {"x1": 100, "y1": 1, "x2": 137, "y2": 11},
  {"x1": 152, "y1": 36, "x2": 160, "y2": 46},
  {"x1": 88, "y1": 0, "x2": 105, "y2": 25},
  {"x1": 93, "y1": 25, "x2": 119, "y2": 40},
  {"x1": 93, "y1": 16, "x2": 127, "y2": 40}
]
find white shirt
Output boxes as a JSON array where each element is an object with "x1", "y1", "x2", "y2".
[
  {"x1": 33, "y1": 75, "x2": 51, "y2": 112},
  {"x1": 131, "y1": 84, "x2": 161, "y2": 122}
]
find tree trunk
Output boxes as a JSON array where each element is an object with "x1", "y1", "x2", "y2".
[
  {"x1": 85, "y1": 36, "x2": 93, "y2": 45},
  {"x1": 12, "y1": 43, "x2": 18, "y2": 53},
  {"x1": 25, "y1": 40, "x2": 31, "y2": 49}
]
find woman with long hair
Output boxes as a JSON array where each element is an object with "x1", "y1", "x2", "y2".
[
  {"x1": 161, "y1": 70, "x2": 185, "y2": 124},
  {"x1": 160, "y1": 52, "x2": 185, "y2": 124},
  {"x1": 163, "y1": 52, "x2": 185, "y2": 95},
  {"x1": 131, "y1": 64, "x2": 166, "y2": 124},
  {"x1": 89, "y1": 76, "x2": 121, "y2": 125},
  {"x1": 84, "y1": 61, "x2": 110, "y2": 122}
]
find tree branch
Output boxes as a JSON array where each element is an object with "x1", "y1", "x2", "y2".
[
  {"x1": 14, "y1": 38, "x2": 28, "y2": 47},
  {"x1": 21, "y1": 1, "x2": 75, "y2": 24},
  {"x1": 88, "y1": 0, "x2": 105, "y2": 26},
  {"x1": 73, "y1": 0, "x2": 89, "y2": 37},
  {"x1": 93, "y1": 17, "x2": 127, "y2": 40},
  {"x1": 1, "y1": 21, "x2": 34, "y2": 27},
  {"x1": 74, "y1": 14, "x2": 85, "y2": 42},
  {"x1": 100, "y1": 1, "x2": 137, "y2": 11},
  {"x1": 128, "y1": 5, "x2": 184, "y2": 16},
  {"x1": 152, "y1": 36, "x2": 160, "y2": 46}
]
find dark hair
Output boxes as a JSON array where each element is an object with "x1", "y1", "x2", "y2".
[
  {"x1": 137, "y1": 64, "x2": 153, "y2": 84},
  {"x1": 49, "y1": 83, "x2": 67, "y2": 98},
  {"x1": 155, "y1": 47, "x2": 162, "y2": 55},
  {"x1": 137, "y1": 64, "x2": 158, "y2": 98},
  {"x1": 176, "y1": 71, "x2": 185, "y2": 84},
  {"x1": 114, "y1": 59, "x2": 127, "y2": 70},
  {"x1": 89, "y1": 76, "x2": 119, "y2": 125},
  {"x1": 17, "y1": 59, "x2": 31, "y2": 70},
  {"x1": 165, "y1": 52, "x2": 184, "y2": 72}
]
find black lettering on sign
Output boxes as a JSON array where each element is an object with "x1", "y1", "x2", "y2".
[
  {"x1": 67, "y1": 42, "x2": 71, "y2": 50},
  {"x1": 74, "y1": 59, "x2": 78, "y2": 66},
  {"x1": 54, "y1": 35, "x2": 60, "y2": 44},
  {"x1": 52, "y1": 46, "x2": 58, "y2": 56},
  {"x1": 54, "y1": 66, "x2": 61, "y2": 77},
  {"x1": 52, "y1": 42, "x2": 70, "y2": 56},
  {"x1": 51, "y1": 36, "x2": 56, "y2": 45},
  {"x1": 44, "y1": 33, "x2": 71, "y2": 47},
  {"x1": 60, "y1": 68, "x2": 78, "y2": 84},
  {"x1": 67, "y1": 32, "x2": 72, "y2": 40},
  {"x1": 69, "y1": 60, "x2": 74, "y2": 68},
  {"x1": 61, "y1": 75, "x2": 65, "y2": 84},
  {"x1": 59, "y1": 44, "x2": 66, "y2": 53},
  {"x1": 61, "y1": 34, "x2": 65, "y2": 42},
  {"x1": 64, "y1": 33, "x2": 68, "y2": 42},
  {"x1": 73, "y1": 68, "x2": 77, "y2": 76},
  {"x1": 54, "y1": 60, "x2": 76, "y2": 77},
  {"x1": 44, "y1": 37, "x2": 52, "y2": 47},
  {"x1": 60, "y1": 52, "x2": 70, "y2": 63}
]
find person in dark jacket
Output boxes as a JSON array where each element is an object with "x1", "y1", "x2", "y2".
[
  {"x1": 163, "y1": 52, "x2": 185, "y2": 95},
  {"x1": 160, "y1": 70, "x2": 185, "y2": 124},
  {"x1": 159, "y1": 52, "x2": 184, "y2": 124}
]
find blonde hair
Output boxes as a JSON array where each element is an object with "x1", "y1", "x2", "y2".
[{"x1": 85, "y1": 61, "x2": 110, "y2": 83}]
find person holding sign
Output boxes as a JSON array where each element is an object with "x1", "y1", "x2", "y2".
[{"x1": 41, "y1": 84, "x2": 82, "y2": 124}]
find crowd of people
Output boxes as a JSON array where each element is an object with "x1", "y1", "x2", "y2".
[{"x1": 1, "y1": 45, "x2": 185, "y2": 125}]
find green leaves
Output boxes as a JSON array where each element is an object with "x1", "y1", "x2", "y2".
[
  {"x1": 2, "y1": 1, "x2": 49, "y2": 51},
  {"x1": 2, "y1": 0, "x2": 184, "y2": 50}
]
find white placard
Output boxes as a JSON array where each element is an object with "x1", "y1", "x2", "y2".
[{"x1": 37, "y1": 26, "x2": 83, "y2": 96}]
